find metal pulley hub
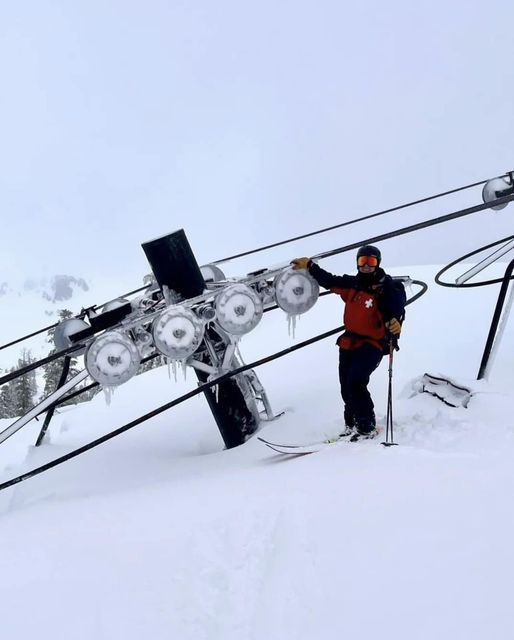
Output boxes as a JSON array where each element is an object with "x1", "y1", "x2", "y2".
[
  {"x1": 53, "y1": 317, "x2": 90, "y2": 354},
  {"x1": 85, "y1": 331, "x2": 141, "y2": 386},
  {"x1": 133, "y1": 326, "x2": 154, "y2": 357},
  {"x1": 482, "y1": 176, "x2": 514, "y2": 211},
  {"x1": 152, "y1": 306, "x2": 205, "y2": 359},
  {"x1": 102, "y1": 298, "x2": 130, "y2": 313},
  {"x1": 196, "y1": 304, "x2": 217, "y2": 322},
  {"x1": 200, "y1": 263, "x2": 226, "y2": 283},
  {"x1": 274, "y1": 267, "x2": 319, "y2": 315},
  {"x1": 215, "y1": 284, "x2": 263, "y2": 335}
]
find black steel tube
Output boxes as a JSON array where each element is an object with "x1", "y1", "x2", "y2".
[
  {"x1": 477, "y1": 259, "x2": 514, "y2": 380},
  {"x1": 35, "y1": 356, "x2": 71, "y2": 446},
  {"x1": 142, "y1": 229, "x2": 206, "y2": 300}
]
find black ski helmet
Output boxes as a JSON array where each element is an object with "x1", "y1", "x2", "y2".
[{"x1": 356, "y1": 245, "x2": 381, "y2": 265}]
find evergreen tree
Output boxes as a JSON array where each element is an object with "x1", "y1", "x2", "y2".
[
  {"x1": 42, "y1": 309, "x2": 86, "y2": 406},
  {"x1": 12, "y1": 349, "x2": 37, "y2": 416},
  {"x1": 0, "y1": 367, "x2": 19, "y2": 419}
]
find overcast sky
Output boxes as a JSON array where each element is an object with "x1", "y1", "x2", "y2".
[{"x1": 1, "y1": 0, "x2": 513, "y2": 295}]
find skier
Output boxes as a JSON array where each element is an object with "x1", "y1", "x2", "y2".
[{"x1": 291, "y1": 245, "x2": 406, "y2": 440}]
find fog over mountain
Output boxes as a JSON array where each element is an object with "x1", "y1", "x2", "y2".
[{"x1": 0, "y1": 275, "x2": 89, "y2": 304}]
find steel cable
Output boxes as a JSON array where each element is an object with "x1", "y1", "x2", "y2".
[
  {"x1": 2, "y1": 191, "x2": 509, "y2": 386},
  {"x1": 0, "y1": 173, "x2": 508, "y2": 354},
  {"x1": 0, "y1": 281, "x2": 426, "y2": 492},
  {"x1": 212, "y1": 174, "x2": 509, "y2": 265}
]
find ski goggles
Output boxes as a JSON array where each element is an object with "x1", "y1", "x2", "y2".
[{"x1": 357, "y1": 255, "x2": 379, "y2": 267}]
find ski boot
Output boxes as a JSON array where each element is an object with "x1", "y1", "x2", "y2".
[{"x1": 349, "y1": 427, "x2": 379, "y2": 443}]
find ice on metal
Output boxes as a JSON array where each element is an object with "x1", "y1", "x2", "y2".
[
  {"x1": 86, "y1": 331, "x2": 141, "y2": 386},
  {"x1": 274, "y1": 267, "x2": 319, "y2": 315},
  {"x1": 215, "y1": 283, "x2": 263, "y2": 335},
  {"x1": 153, "y1": 307, "x2": 204, "y2": 359},
  {"x1": 287, "y1": 313, "x2": 299, "y2": 338}
]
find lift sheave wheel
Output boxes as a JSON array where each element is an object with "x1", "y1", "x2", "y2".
[
  {"x1": 200, "y1": 264, "x2": 226, "y2": 283},
  {"x1": 215, "y1": 284, "x2": 263, "y2": 335},
  {"x1": 482, "y1": 176, "x2": 513, "y2": 211},
  {"x1": 152, "y1": 307, "x2": 205, "y2": 359},
  {"x1": 85, "y1": 331, "x2": 141, "y2": 386},
  {"x1": 274, "y1": 267, "x2": 319, "y2": 315},
  {"x1": 53, "y1": 318, "x2": 90, "y2": 354}
]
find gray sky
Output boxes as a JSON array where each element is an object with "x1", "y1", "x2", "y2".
[{"x1": 1, "y1": 0, "x2": 514, "y2": 294}]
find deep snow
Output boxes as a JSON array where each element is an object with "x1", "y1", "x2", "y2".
[{"x1": 1, "y1": 263, "x2": 514, "y2": 640}]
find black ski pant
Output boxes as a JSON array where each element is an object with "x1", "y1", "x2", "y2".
[{"x1": 338, "y1": 344, "x2": 383, "y2": 433}]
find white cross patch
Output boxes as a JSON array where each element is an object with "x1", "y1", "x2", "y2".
[{"x1": 365, "y1": 298, "x2": 374, "y2": 309}]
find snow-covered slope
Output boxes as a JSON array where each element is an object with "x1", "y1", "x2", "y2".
[{"x1": 1, "y1": 263, "x2": 514, "y2": 640}]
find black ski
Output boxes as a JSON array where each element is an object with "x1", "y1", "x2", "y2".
[
  {"x1": 258, "y1": 435, "x2": 345, "y2": 455},
  {"x1": 258, "y1": 428, "x2": 381, "y2": 455}
]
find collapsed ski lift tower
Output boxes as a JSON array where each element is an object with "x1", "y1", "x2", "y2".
[{"x1": 52, "y1": 229, "x2": 320, "y2": 449}]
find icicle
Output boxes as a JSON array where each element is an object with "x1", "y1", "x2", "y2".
[
  {"x1": 181, "y1": 360, "x2": 188, "y2": 380},
  {"x1": 235, "y1": 342, "x2": 245, "y2": 365},
  {"x1": 287, "y1": 313, "x2": 298, "y2": 338},
  {"x1": 103, "y1": 386, "x2": 114, "y2": 406},
  {"x1": 165, "y1": 357, "x2": 178, "y2": 382}
]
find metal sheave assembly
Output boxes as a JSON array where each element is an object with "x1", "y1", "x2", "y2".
[
  {"x1": 200, "y1": 263, "x2": 226, "y2": 283},
  {"x1": 152, "y1": 306, "x2": 205, "y2": 359},
  {"x1": 53, "y1": 317, "x2": 90, "y2": 355},
  {"x1": 102, "y1": 298, "x2": 130, "y2": 313},
  {"x1": 274, "y1": 267, "x2": 319, "y2": 315},
  {"x1": 215, "y1": 283, "x2": 263, "y2": 335},
  {"x1": 85, "y1": 331, "x2": 141, "y2": 386},
  {"x1": 482, "y1": 176, "x2": 513, "y2": 211}
]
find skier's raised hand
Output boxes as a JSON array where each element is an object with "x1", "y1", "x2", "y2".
[{"x1": 291, "y1": 257, "x2": 311, "y2": 270}]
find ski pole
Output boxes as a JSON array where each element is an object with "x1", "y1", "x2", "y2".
[{"x1": 382, "y1": 339, "x2": 398, "y2": 447}]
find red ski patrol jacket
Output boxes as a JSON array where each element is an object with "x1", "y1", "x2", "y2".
[{"x1": 308, "y1": 262, "x2": 406, "y2": 352}]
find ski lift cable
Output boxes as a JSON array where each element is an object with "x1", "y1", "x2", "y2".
[
  {"x1": 0, "y1": 328, "x2": 345, "y2": 492},
  {"x1": 212, "y1": 174, "x2": 510, "y2": 265},
  {"x1": 0, "y1": 286, "x2": 150, "y2": 353},
  {"x1": 0, "y1": 279, "x2": 427, "y2": 493},
  {"x1": 47, "y1": 280, "x2": 428, "y2": 410},
  {"x1": 0, "y1": 343, "x2": 86, "y2": 387},
  {"x1": 0, "y1": 297, "x2": 340, "y2": 386},
  {"x1": 0, "y1": 271, "x2": 426, "y2": 389},
  {"x1": 39, "y1": 288, "x2": 388, "y2": 408},
  {"x1": 455, "y1": 238, "x2": 514, "y2": 286},
  {"x1": 0, "y1": 323, "x2": 60, "y2": 352},
  {"x1": 435, "y1": 234, "x2": 514, "y2": 288},
  {"x1": 1, "y1": 188, "x2": 511, "y2": 368},
  {"x1": 0, "y1": 173, "x2": 508, "y2": 354},
  {"x1": 311, "y1": 192, "x2": 514, "y2": 262}
]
